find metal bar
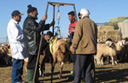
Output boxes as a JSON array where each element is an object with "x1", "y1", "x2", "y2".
[
  {"x1": 32, "y1": 3, "x2": 49, "y2": 83},
  {"x1": 48, "y1": 1, "x2": 74, "y2": 6},
  {"x1": 53, "y1": 5, "x2": 55, "y2": 35},
  {"x1": 45, "y1": 3, "x2": 49, "y2": 14},
  {"x1": 73, "y1": 4, "x2": 78, "y2": 21},
  {"x1": 32, "y1": 34, "x2": 43, "y2": 83}
]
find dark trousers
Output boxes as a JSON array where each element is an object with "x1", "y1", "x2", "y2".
[
  {"x1": 27, "y1": 55, "x2": 39, "y2": 83},
  {"x1": 71, "y1": 54, "x2": 85, "y2": 78},
  {"x1": 74, "y1": 54, "x2": 95, "y2": 83},
  {"x1": 27, "y1": 55, "x2": 37, "y2": 69},
  {"x1": 12, "y1": 58, "x2": 24, "y2": 83}
]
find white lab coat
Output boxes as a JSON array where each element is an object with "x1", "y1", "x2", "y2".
[{"x1": 7, "y1": 19, "x2": 27, "y2": 59}]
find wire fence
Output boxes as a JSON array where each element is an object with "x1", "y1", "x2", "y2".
[{"x1": 0, "y1": 37, "x2": 8, "y2": 43}]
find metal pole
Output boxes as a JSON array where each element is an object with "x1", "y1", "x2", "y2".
[
  {"x1": 73, "y1": 4, "x2": 78, "y2": 21},
  {"x1": 45, "y1": 2, "x2": 49, "y2": 14},
  {"x1": 53, "y1": 5, "x2": 55, "y2": 35},
  {"x1": 32, "y1": 3, "x2": 49, "y2": 83}
]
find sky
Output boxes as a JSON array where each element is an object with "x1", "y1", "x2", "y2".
[{"x1": 0, "y1": 0, "x2": 128, "y2": 42}]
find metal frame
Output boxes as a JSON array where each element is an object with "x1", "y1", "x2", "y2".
[
  {"x1": 33, "y1": 2, "x2": 77, "y2": 83},
  {"x1": 45, "y1": 1, "x2": 78, "y2": 35}
]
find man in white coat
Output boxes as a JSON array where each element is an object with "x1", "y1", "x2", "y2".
[{"x1": 7, "y1": 10, "x2": 26, "y2": 83}]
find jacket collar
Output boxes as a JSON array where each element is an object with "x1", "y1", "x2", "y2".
[
  {"x1": 83, "y1": 16, "x2": 89, "y2": 19},
  {"x1": 27, "y1": 15, "x2": 35, "y2": 20},
  {"x1": 11, "y1": 19, "x2": 18, "y2": 24},
  {"x1": 71, "y1": 19, "x2": 76, "y2": 24}
]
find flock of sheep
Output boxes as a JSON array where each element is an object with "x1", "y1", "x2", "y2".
[
  {"x1": 0, "y1": 38, "x2": 128, "y2": 79},
  {"x1": 95, "y1": 38, "x2": 128, "y2": 65}
]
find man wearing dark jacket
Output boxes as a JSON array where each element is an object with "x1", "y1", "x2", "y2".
[{"x1": 23, "y1": 5, "x2": 54, "y2": 83}]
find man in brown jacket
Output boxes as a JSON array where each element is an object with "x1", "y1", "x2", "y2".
[{"x1": 70, "y1": 8, "x2": 97, "y2": 83}]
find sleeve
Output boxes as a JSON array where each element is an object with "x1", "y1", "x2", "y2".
[
  {"x1": 43, "y1": 24, "x2": 50, "y2": 30},
  {"x1": 16, "y1": 32, "x2": 23, "y2": 41},
  {"x1": 25, "y1": 20, "x2": 45, "y2": 32},
  {"x1": 12, "y1": 24, "x2": 23, "y2": 41},
  {"x1": 71, "y1": 22, "x2": 82, "y2": 49}
]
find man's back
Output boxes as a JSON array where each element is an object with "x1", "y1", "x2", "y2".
[{"x1": 72, "y1": 17, "x2": 97, "y2": 54}]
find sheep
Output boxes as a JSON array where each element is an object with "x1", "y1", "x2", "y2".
[
  {"x1": 121, "y1": 42, "x2": 128, "y2": 61},
  {"x1": 23, "y1": 44, "x2": 52, "y2": 75},
  {"x1": 114, "y1": 40, "x2": 126, "y2": 62},
  {"x1": 39, "y1": 45, "x2": 52, "y2": 77},
  {"x1": 50, "y1": 38, "x2": 70, "y2": 82},
  {"x1": 0, "y1": 43, "x2": 12, "y2": 65},
  {"x1": 23, "y1": 38, "x2": 71, "y2": 82},
  {"x1": 95, "y1": 41, "x2": 117, "y2": 65},
  {"x1": 23, "y1": 57, "x2": 28, "y2": 73}
]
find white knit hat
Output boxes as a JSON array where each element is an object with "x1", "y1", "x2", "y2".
[{"x1": 80, "y1": 8, "x2": 90, "y2": 19}]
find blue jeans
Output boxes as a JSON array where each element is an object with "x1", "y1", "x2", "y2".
[{"x1": 12, "y1": 58, "x2": 24, "y2": 83}]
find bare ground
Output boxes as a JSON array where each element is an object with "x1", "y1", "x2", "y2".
[{"x1": 0, "y1": 61, "x2": 128, "y2": 83}]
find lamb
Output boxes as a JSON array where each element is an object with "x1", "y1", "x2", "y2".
[
  {"x1": 50, "y1": 38, "x2": 70, "y2": 82},
  {"x1": 95, "y1": 41, "x2": 117, "y2": 65}
]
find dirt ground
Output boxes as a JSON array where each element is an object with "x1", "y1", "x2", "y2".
[{"x1": 0, "y1": 61, "x2": 128, "y2": 83}]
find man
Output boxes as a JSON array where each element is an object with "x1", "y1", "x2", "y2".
[
  {"x1": 67, "y1": 11, "x2": 77, "y2": 80},
  {"x1": 7, "y1": 10, "x2": 26, "y2": 83},
  {"x1": 78, "y1": 12, "x2": 81, "y2": 19},
  {"x1": 68, "y1": 11, "x2": 77, "y2": 45},
  {"x1": 68, "y1": 11, "x2": 84, "y2": 80},
  {"x1": 40, "y1": 31, "x2": 53, "y2": 77},
  {"x1": 78, "y1": 12, "x2": 95, "y2": 82},
  {"x1": 71, "y1": 8, "x2": 97, "y2": 83},
  {"x1": 23, "y1": 5, "x2": 54, "y2": 83}
]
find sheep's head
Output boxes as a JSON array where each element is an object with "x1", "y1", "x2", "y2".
[
  {"x1": 117, "y1": 40, "x2": 126, "y2": 47},
  {"x1": 58, "y1": 43, "x2": 67, "y2": 54},
  {"x1": 105, "y1": 41, "x2": 115, "y2": 49}
]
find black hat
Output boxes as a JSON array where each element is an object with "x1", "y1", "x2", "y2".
[
  {"x1": 11, "y1": 10, "x2": 23, "y2": 17},
  {"x1": 27, "y1": 5, "x2": 37, "y2": 13},
  {"x1": 46, "y1": 31, "x2": 53, "y2": 37}
]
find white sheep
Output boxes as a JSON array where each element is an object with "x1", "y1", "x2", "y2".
[
  {"x1": 115, "y1": 40, "x2": 126, "y2": 62},
  {"x1": 95, "y1": 41, "x2": 117, "y2": 65}
]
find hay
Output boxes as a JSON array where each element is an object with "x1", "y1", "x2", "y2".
[
  {"x1": 98, "y1": 26, "x2": 114, "y2": 31},
  {"x1": 97, "y1": 26, "x2": 121, "y2": 42}
]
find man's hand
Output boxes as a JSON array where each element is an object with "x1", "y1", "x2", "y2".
[
  {"x1": 49, "y1": 21, "x2": 55, "y2": 27},
  {"x1": 42, "y1": 14, "x2": 47, "y2": 21},
  {"x1": 70, "y1": 46, "x2": 75, "y2": 54}
]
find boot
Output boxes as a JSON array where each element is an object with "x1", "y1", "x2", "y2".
[
  {"x1": 27, "y1": 69, "x2": 39, "y2": 83},
  {"x1": 27, "y1": 69, "x2": 34, "y2": 83}
]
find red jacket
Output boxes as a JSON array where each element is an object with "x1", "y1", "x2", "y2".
[{"x1": 68, "y1": 20, "x2": 77, "y2": 35}]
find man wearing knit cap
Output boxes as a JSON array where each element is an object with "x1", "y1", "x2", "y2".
[
  {"x1": 23, "y1": 5, "x2": 54, "y2": 83},
  {"x1": 71, "y1": 8, "x2": 97, "y2": 83}
]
